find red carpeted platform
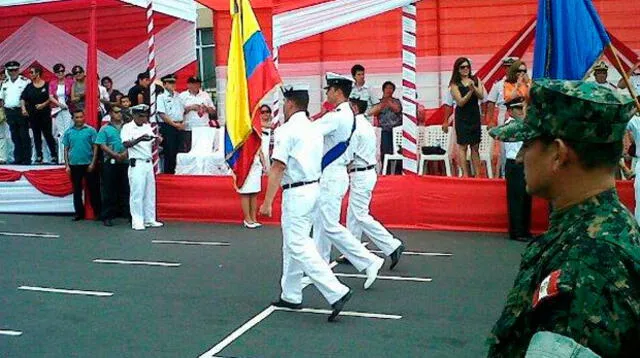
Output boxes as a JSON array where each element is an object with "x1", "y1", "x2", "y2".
[{"x1": 157, "y1": 175, "x2": 636, "y2": 234}]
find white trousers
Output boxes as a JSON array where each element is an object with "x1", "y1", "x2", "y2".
[
  {"x1": 128, "y1": 160, "x2": 156, "y2": 227},
  {"x1": 54, "y1": 110, "x2": 72, "y2": 163},
  {"x1": 281, "y1": 183, "x2": 349, "y2": 305},
  {"x1": 347, "y1": 170, "x2": 402, "y2": 256},
  {"x1": 313, "y1": 165, "x2": 381, "y2": 272},
  {"x1": 0, "y1": 122, "x2": 8, "y2": 162}
]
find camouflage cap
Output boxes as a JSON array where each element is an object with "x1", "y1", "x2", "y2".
[{"x1": 490, "y1": 79, "x2": 637, "y2": 143}]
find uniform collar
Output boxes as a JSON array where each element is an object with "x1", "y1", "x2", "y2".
[
  {"x1": 355, "y1": 113, "x2": 366, "y2": 120},
  {"x1": 355, "y1": 83, "x2": 368, "y2": 90},
  {"x1": 549, "y1": 188, "x2": 619, "y2": 229},
  {"x1": 336, "y1": 101, "x2": 351, "y2": 111},
  {"x1": 287, "y1": 111, "x2": 308, "y2": 124}
]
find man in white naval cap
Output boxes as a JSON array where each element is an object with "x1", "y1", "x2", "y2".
[
  {"x1": 592, "y1": 61, "x2": 619, "y2": 91},
  {"x1": 260, "y1": 84, "x2": 353, "y2": 322},
  {"x1": 312, "y1": 72, "x2": 384, "y2": 290},
  {"x1": 346, "y1": 94, "x2": 405, "y2": 270},
  {"x1": 120, "y1": 104, "x2": 164, "y2": 231}
]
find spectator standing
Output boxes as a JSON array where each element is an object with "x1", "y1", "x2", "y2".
[
  {"x1": 69, "y1": 65, "x2": 87, "y2": 113},
  {"x1": 486, "y1": 57, "x2": 517, "y2": 128},
  {"x1": 128, "y1": 72, "x2": 151, "y2": 107},
  {"x1": 501, "y1": 97, "x2": 532, "y2": 242},
  {"x1": 1, "y1": 61, "x2": 31, "y2": 165},
  {"x1": 157, "y1": 74, "x2": 184, "y2": 174},
  {"x1": 259, "y1": 104, "x2": 273, "y2": 169},
  {"x1": 370, "y1": 81, "x2": 402, "y2": 173},
  {"x1": 450, "y1": 57, "x2": 485, "y2": 177},
  {"x1": 49, "y1": 63, "x2": 74, "y2": 163},
  {"x1": 63, "y1": 110, "x2": 100, "y2": 221},
  {"x1": 101, "y1": 76, "x2": 123, "y2": 113},
  {"x1": 21, "y1": 65, "x2": 56, "y2": 164},
  {"x1": 0, "y1": 67, "x2": 8, "y2": 164},
  {"x1": 180, "y1": 76, "x2": 215, "y2": 150},
  {"x1": 121, "y1": 104, "x2": 163, "y2": 231},
  {"x1": 349, "y1": 64, "x2": 378, "y2": 122},
  {"x1": 503, "y1": 60, "x2": 531, "y2": 103},
  {"x1": 96, "y1": 106, "x2": 129, "y2": 227},
  {"x1": 237, "y1": 119, "x2": 267, "y2": 229},
  {"x1": 119, "y1": 96, "x2": 133, "y2": 123}
]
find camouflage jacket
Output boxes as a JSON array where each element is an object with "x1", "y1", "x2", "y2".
[{"x1": 487, "y1": 189, "x2": 640, "y2": 358}]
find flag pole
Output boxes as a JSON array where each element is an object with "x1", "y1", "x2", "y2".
[{"x1": 608, "y1": 44, "x2": 640, "y2": 112}]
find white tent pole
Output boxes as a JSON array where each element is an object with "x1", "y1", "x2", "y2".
[{"x1": 401, "y1": 3, "x2": 418, "y2": 174}]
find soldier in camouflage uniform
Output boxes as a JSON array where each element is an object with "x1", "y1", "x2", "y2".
[{"x1": 486, "y1": 79, "x2": 640, "y2": 358}]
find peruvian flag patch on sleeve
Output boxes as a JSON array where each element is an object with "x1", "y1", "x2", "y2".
[{"x1": 532, "y1": 270, "x2": 562, "y2": 308}]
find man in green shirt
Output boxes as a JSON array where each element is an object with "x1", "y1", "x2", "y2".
[
  {"x1": 96, "y1": 106, "x2": 129, "y2": 227},
  {"x1": 486, "y1": 79, "x2": 640, "y2": 357},
  {"x1": 63, "y1": 110, "x2": 100, "y2": 221}
]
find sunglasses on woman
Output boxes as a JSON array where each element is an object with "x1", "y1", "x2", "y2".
[
  {"x1": 517, "y1": 69, "x2": 527, "y2": 74},
  {"x1": 261, "y1": 110, "x2": 271, "y2": 114},
  {"x1": 459, "y1": 65, "x2": 470, "y2": 70}
]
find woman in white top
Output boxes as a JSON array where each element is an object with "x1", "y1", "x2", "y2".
[
  {"x1": 49, "y1": 63, "x2": 74, "y2": 163},
  {"x1": 236, "y1": 104, "x2": 271, "y2": 229}
]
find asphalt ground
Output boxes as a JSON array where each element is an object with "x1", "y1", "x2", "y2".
[{"x1": 0, "y1": 214, "x2": 525, "y2": 358}]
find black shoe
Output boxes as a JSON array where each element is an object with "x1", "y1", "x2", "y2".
[
  {"x1": 329, "y1": 289, "x2": 353, "y2": 322},
  {"x1": 335, "y1": 256, "x2": 352, "y2": 265},
  {"x1": 271, "y1": 299, "x2": 302, "y2": 309},
  {"x1": 34, "y1": 156, "x2": 43, "y2": 164},
  {"x1": 389, "y1": 243, "x2": 405, "y2": 270},
  {"x1": 511, "y1": 236, "x2": 532, "y2": 242},
  {"x1": 72, "y1": 216, "x2": 84, "y2": 221},
  {"x1": 103, "y1": 219, "x2": 113, "y2": 227},
  {"x1": 50, "y1": 157, "x2": 59, "y2": 165}
]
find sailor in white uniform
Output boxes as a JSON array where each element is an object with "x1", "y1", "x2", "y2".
[
  {"x1": 346, "y1": 95, "x2": 405, "y2": 269},
  {"x1": 592, "y1": 61, "x2": 619, "y2": 91},
  {"x1": 311, "y1": 72, "x2": 384, "y2": 290},
  {"x1": 121, "y1": 104, "x2": 164, "y2": 231},
  {"x1": 259, "y1": 84, "x2": 352, "y2": 322}
]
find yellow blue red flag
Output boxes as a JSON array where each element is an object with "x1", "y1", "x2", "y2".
[{"x1": 225, "y1": 0, "x2": 281, "y2": 188}]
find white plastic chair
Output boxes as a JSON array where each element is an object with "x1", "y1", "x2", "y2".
[
  {"x1": 175, "y1": 127, "x2": 229, "y2": 175},
  {"x1": 418, "y1": 125, "x2": 453, "y2": 176},
  {"x1": 461, "y1": 125, "x2": 494, "y2": 178},
  {"x1": 381, "y1": 126, "x2": 404, "y2": 175}
]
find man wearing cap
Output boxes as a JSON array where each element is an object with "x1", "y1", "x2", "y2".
[
  {"x1": 157, "y1": 74, "x2": 184, "y2": 174},
  {"x1": 121, "y1": 104, "x2": 163, "y2": 231},
  {"x1": 0, "y1": 67, "x2": 8, "y2": 164},
  {"x1": 96, "y1": 106, "x2": 129, "y2": 227},
  {"x1": 259, "y1": 84, "x2": 353, "y2": 322},
  {"x1": 0, "y1": 61, "x2": 31, "y2": 164},
  {"x1": 497, "y1": 96, "x2": 532, "y2": 242},
  {"x1": 486, "y1": 57, "x2": 518, "y2": 128},
  {"x1": 347, "y1": 95, "x2": 405, "y2": 269},
  {"x1": 486, "y1": 79, "x2": 640, "y2": 357},
  {"x1": 127, "y1": 72, "x2": 151, "y2": 107},
  {"x1": 180, "y1": 76, "x2": 215, "y2": 130},
  {"x1": 312, "y1": 72, "x2": 384, "y2": 290},
  {"x1": 592, "y1": 61, "x2": 618, "y2": 91}
]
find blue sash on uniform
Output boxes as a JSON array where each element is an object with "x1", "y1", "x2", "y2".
[{"x1": 321, "y1": 114, "x2": 356, "y2": 171}]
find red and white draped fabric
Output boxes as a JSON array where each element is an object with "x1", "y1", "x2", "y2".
[{"x1": 0, "y1": 0, "x2": 197, "y2": 93}]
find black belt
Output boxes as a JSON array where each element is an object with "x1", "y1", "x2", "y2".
[
  {"x1": 348, "y1": 164, "x2": 376, "y2": 173},
  {"x1": 282, "y1": 180, "x2": 319, "y2": 190},
  {"x1": 4, "y1": 107, "x2": 20, "y2": 111}
]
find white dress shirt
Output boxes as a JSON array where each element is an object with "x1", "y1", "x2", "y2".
[
  {"x1": 311, "y1": 101, "x2": 356, "y2": 168},
  {"x1": 271, "y1": 111, "x2": 323, "y2": 185},
  {"x1": 349, "y1": 114, "x2": 377, "y2": 168},
  {"x1": 157, "y1": 90, "x2": 185, "y2": 123},
  {"x1": 1, "y1": 76, "x2": 30, "y2": 108},
  {"x1": 121, "y1": 121, "x2": 154, "y2": 160},
  {"x1": 179, "y1": 90, "x2": 215, "y2": 129}
]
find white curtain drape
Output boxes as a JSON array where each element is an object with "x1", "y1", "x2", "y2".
[
  {"x1": 273, "y1": 0, "x2": 417, "y2": 48},
  {"x1": 0, "y1": 179, "x2": 74, "y2": 213}
]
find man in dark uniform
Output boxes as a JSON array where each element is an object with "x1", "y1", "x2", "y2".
[{"x1": 487, "y1": 79, "x2": 640, "y2": 357}]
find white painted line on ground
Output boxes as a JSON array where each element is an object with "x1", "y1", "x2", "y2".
[
  {"x1": 273, "y1": 306, "x2": 402, "y2": 320},
  {"x1": 333, "y1": 273, "x2": 432, "y2": 283},
  {"x1": 370, "y1": 249, "x2": 452, "y2": 257},
  {"x1": 199, "y1": 306, "x2": 276, "y2": 358},
  {"x1": 18, "y1": 286, "x2": 113, "y2": 297},
  {"x1": 152, "y1": 240, "x2": 230, "y2": 246},
  {"x1": 0, "y1": 232, "x2": 59, "y2": 238},
  {"x1": 0, "y1": 330, "x2": 23, "y2": 336},
  {"x1": 304, "y1": 241, "x2": 371, "y2": 288},
  {"x1": 93, "y1": 259, "x2": 181, "y2": 267}
]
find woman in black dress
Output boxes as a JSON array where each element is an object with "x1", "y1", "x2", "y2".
[
  {"x1": 21, "y1": 65, "x2": 57, "y2": 164},
  {"x1": 449, "y1": 57, "x2": 485, "y2": 177}
]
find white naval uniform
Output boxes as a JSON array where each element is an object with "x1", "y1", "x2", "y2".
[
  {"x1": 311, "y1": 102, "x2": 384, "y2": 272},
  {"x1": 121, "y1": 121, "x2": 157, "y2": 228},
  {"x1": 627, "y1": 116, "x2": 640, "y2": 224},
  {"x1": 1, "y1": 76, "x2": 30, "y2": 163},
  {"x1": 487, "y1": 78, "x2": 508, "y2": 125},
  {"x1": 272, "y1": 111, "x2": 349, "y2": 305},
  {"x1": 350, "y1": 84, "x2": 378, "y2": 123},
  {"x1": 346, "y1": 114, "x2": 402, "y2": 256}
]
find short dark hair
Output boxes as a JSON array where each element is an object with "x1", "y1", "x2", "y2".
[
  {"x1": 350, "y1": 99, "x2": 367, "y2": 115},
  {"x1": 351, "y1": 64, "x2": 365, "y2": 77},
  {"x1": 101, "y1": 76, "x2": 113, "y2": 85},
  {"x1": 53, "y1": 63, "x2": 65, "y2": 73},
  {"x1": 382, "y1": 81, "x2": 396, "y2": 91},
  {"x1": 538, "y1": 135, "x2": 622, "y2": 170},
  {"x1": 120, "y1": 95, "x2": 131, "y2": 102},
  {"x1": 285, "y1": 92, "x2": 309, "y2": 111},
  {"x1": 72, "y1": 109, "x2": 84, "y2": 117},
  {"x1": 330, "y1": 82, "x2": 353, "y2": 98}
]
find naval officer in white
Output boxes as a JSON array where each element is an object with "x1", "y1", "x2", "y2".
[
  {"x1": 260, "y1": 84, "x2": 352, "y2": 322},
  {"x1": 312, "y1": 72, "x2": 384, "y2": 290},
  {"x1": 346, "y1": 95, "x2": 405, "y2": 269}
]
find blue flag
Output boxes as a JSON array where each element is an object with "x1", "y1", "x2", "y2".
[{"x1": 533, "y1": 0, "x2": 611, "y2": 80}]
